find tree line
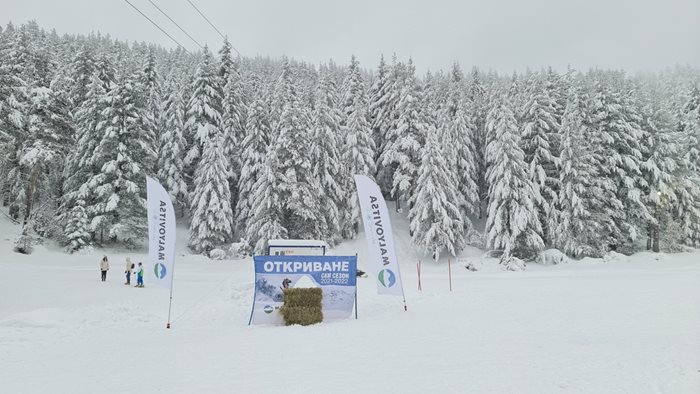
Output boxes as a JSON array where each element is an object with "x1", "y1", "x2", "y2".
[{"x1": 0, "y1": 21, "x2": 699, "y2": 268}]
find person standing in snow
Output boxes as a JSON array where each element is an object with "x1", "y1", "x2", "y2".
[
  {"x1": 100, "y1": 256, "x2": 109, "y2": 282},
  {"x1": 135, "y1": 262, "x2": 144, "y2": 287},
  {"x1": 125, "y1": 257, "x2": 134, "y2": 285}
]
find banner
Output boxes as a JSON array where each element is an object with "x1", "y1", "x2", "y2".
[
  {"x1": 146, "y1": 177, "x2": 176, "y2": 288},
  {"x1": 249, "y1": 255, "x2": 357, "y2": 325},
  {"x1": 353, "y1": 174, "x2": 405, "y2": 297}
]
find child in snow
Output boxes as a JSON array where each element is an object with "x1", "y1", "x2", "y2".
[
  {"x1": 125, "y1": 257, "x2": 133, "y2": 285},
  {"x1": 100, "y1": 256, "x2": 109, "y2": 282},
  {"x1": 135, "y1": 262, "x2": 144, "y2": 287}
]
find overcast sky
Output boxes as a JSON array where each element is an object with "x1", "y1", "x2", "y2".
[{"x1": 3, "y1": 0, "x2": 700, "y2": 74}]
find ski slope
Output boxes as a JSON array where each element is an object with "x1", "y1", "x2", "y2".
[{"x1": 0, "y1": 208, "x2": 699, "y2": 394}]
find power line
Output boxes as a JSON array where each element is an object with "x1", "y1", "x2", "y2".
[
  {"x1": 186, "y1": 0, "x2": 242, "y2": 57},
  {"x1": 123, "y1": 0, "x2": 190, "y2": 54},
  {"x1": 147, "y1": 0, "x2": 203, "y2": 49}
]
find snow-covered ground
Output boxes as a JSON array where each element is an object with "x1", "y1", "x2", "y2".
[{"x1": 1, "y1": 209, "x2": 699, "y2": 394}]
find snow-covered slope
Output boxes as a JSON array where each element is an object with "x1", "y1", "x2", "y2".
[{"x1": 0, "y1": 209, "x2": 699, "y2": 394}]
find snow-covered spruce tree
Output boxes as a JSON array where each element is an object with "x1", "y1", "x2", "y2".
[
  {"x1": 64, "y1": 199, "x2": 90, "y2": 253},
  {"x1": 519, "y1": 73, "x2": 560, "y2": 244},
  {"x1": 310, "y1": 69, "x2": 346, "y2": 245},
  {"x1": 467, "y1": 67, "x2": 489, "y2": 218},
  {"x1": 589, "y1": 74, "x2": 650, "y2": 250},
  {"x1": 409, "y1": 115, "x2": 465, "y2": 261},
  {"x1": 273, "y1": 58, "x2": 326, "y2": 240},
  {"x1": 89, "y1": 76, "x2": 153, "y2": 247},
  {"x1": 369, "y1": 54, "x2": 398, "y2": 195},
  {"x1": 188, "y1": 133, "x2": 234, "y2": 254},
  {"x1": 20, "y1": 81, "x2": 74, "y2": 235},
  {"x1": 138, "y1": 47, "x2": 162, "y2": 161},
  {"x1": 485, "y1": 93, "x2": 544, "y2": 266},
  {"x1": 220, "y1": 58, "x2": 247, "y2": 213},
  {"x1": 441, "y1": 63, "x2": 479, "y2": 221},
  {"x1": 156, "y1": 76, "x2": 189, "y2": 215},
  {"x1": 68, "y1": 46, "x2": 96, "y2": 107},
  {"x1": 381, "y1": 59, "x2": 423, "y2": 212},
  {"x1": 63, "y1": 73, "x2": 108, "y2": 231},
  {"x1": 0, "y1": 26, "x2": 30, "y2": 219},
  {"x1": 639, "y1": 93, "x2": 680, "y2": 252},
  {"x1": 675, "y1": 85, "x2": 700, "y2": 246},
  {"x1": 184, "y1": 46, "x2": 223, "y2": 177},
  {"x1": 341, "y1": 55, "x2": 376, "y2": 239},
  {"x1": 235, "y1": 95, "x2": 271, "y2": 237},
  {"x1": 553, "y1": 89, "x2": 603, "y2": 257},
  {"x1": 246, "y1": 148, "x2": 287, "y2": 255}
]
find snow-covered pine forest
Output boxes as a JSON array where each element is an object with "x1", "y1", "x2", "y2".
[{"x1": 1, "y1": 21, "x2": 699, "y2": 267}]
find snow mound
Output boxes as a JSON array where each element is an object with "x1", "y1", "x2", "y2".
[
  {"x1": 603, "y1": 251, "x2": 629, "y2": 263},
  {"x1": 209, "y1": 248, "x2": 226, "y2": 260},
  {"x1": 536, "y1": 249, "x2": 571, "y2": 265}
]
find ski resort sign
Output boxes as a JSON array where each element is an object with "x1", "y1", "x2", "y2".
[
  {"x1": 249, "y1": 255, "x2": 357, "y2": 325},
  {"x1": 353, "y1": 175, "x2": 405, "y2": 299}
]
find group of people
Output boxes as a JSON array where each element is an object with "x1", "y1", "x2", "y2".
[{"x1": 99, "y1": 256, "x2": 144, "y2": 287}]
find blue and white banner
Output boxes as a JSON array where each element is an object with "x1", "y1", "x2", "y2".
[
  {"x1": 249, "y1": 255, "x2": 357, "y2": 325},
  {"x1": 353, "y1": 174, "x2": 405, "y2": 298},
  {"x1": 146, "y1": 177, "x2": 176, "y2": 288}
]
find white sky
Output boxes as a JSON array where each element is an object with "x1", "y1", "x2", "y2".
[{"x1": 3, "y1": 0, "x2": 700, "y2": 73}]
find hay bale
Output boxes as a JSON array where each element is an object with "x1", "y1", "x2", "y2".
[
  {"x1": 279, "y1": 306, "x2": 323, "y2": 326},
  {"x1": 283, "y1": 287, "x2": 323, "y2": 307},
  {"x1": 281, "y1": 287, "x2": 323, "y2": 326}
]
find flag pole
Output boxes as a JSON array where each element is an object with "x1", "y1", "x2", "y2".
[
  {"x1": 166, "y1": 257, "x2": 176, "y2": 329},
  {"x1": 355, "y1": 253, "x2": 358, "y2": 319},
  {"x1": 448, "y1": 257, "x2": 452, "y2": 292}
]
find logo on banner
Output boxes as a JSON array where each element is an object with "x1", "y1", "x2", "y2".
[
  {"x1": 154, "y1": 263, "x2": 167, "y2": 279},
  {"x1": 263, "y1": 305, "x2": 274, "y2": 314},
  {"x1": 378, "y1": 269, "x2": 396, "y2": 288}
]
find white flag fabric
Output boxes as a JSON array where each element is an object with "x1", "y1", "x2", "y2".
[
  {"x1": 146, "y1": 177, "x2": 176, "y2": 288},
  {"x1": 353, "y1": 174, "x2": 405, "y2": 297}
]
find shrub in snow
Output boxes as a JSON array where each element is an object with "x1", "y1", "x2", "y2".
[
  {"x1": 466, "y1": 229, "x2": 485, "y2": 249},
  {"x1": 227, "y1": 239, "x2": 252, "y2": 259},
  {"x1": 500, "y1": 255, "x2": 526, "y2": 271},
  {"x1": 536, "y1": 249, "x2": 571, "y2": 266},
  {"x1": 603, "y1": 251, "x2": 627, "y2": 263},
  {"x1": 14, "y1": 231, "x2": 34, "y2": 255},
  {"x1": 209, "y1": 249, "x2": 227, "y2": 260}
]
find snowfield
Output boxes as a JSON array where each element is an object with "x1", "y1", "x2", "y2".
[{"x1": 0, "y1": 210, "x2": 699, "y2": 394}]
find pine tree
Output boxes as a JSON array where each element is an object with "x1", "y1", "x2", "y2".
[
  {"x1": 485, "y1": 93, "x2": 544, "y2": 264},
  {"x1": 235, "y1": 96, "x2": 271, "y2": 238},
  {"x1": 381, "y1": 59, "x2": 424, "y2": 212},
  {"x1": 157, "y1": 76, "x2": 189, "y2": 214},
  {"x1": 467, "y1": 67, "x2": 489, "y2": 218},
  {"x1": 310, "y1": 69, "x2": 346, "y2": 245},
  {"x1": 368, "y1": 55, "x2": 395, "y2": 194},
  {"x1": 189, "y1": 133, "x2": 234, "y2": 254},
  {"x1": 273, "y1": 59, "x2": 326, "y2": 240},
  {"x1": 554, "y1": 89, "x2": 603, "y2": 256},
  {"x1": 409, "y1": 120, "x2": 464, "y2": 260},
  {"x1": 185, "y1": 47, "x2": 223, "y2": 174},
  {"x1": 69, "y1": 46, "x2": 96, "y2": 107},
  {"x1": 65, "y1": 199, "x2": 90, "y2": 253},
  {"x1": 63, "y1": 73, "x2": 108, "y2": 227},
  {"x1": 520, "y1": 73, "x2": 560, "y2": 243},
  {"x1": 220, "y1": 58, "x2": 247, "y2": 214},
  {"x1": 441, "y1": 63, "x2": 479, "y2": 220},
  {"x1": 375, "y1": 56, "x2": 405, "y2": 196},
  {"x1": 246, "y1": 148, "x2": 287, "y2": 255},
  {"x1": 589, "y1": 74, "x2": 650, "y2": 249},
  {"x1": 341, "y1": 55, "x2": 376, "y2": 238},
  {"x1": 89, "y1": 77, "x2": 152, "y2": 247},
  {"x1": 0, "y1": 26, "x2": 31, "y2": 220},
  {"x1": 675, "y1": 85, "x2": 700, "y2": 246}
]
